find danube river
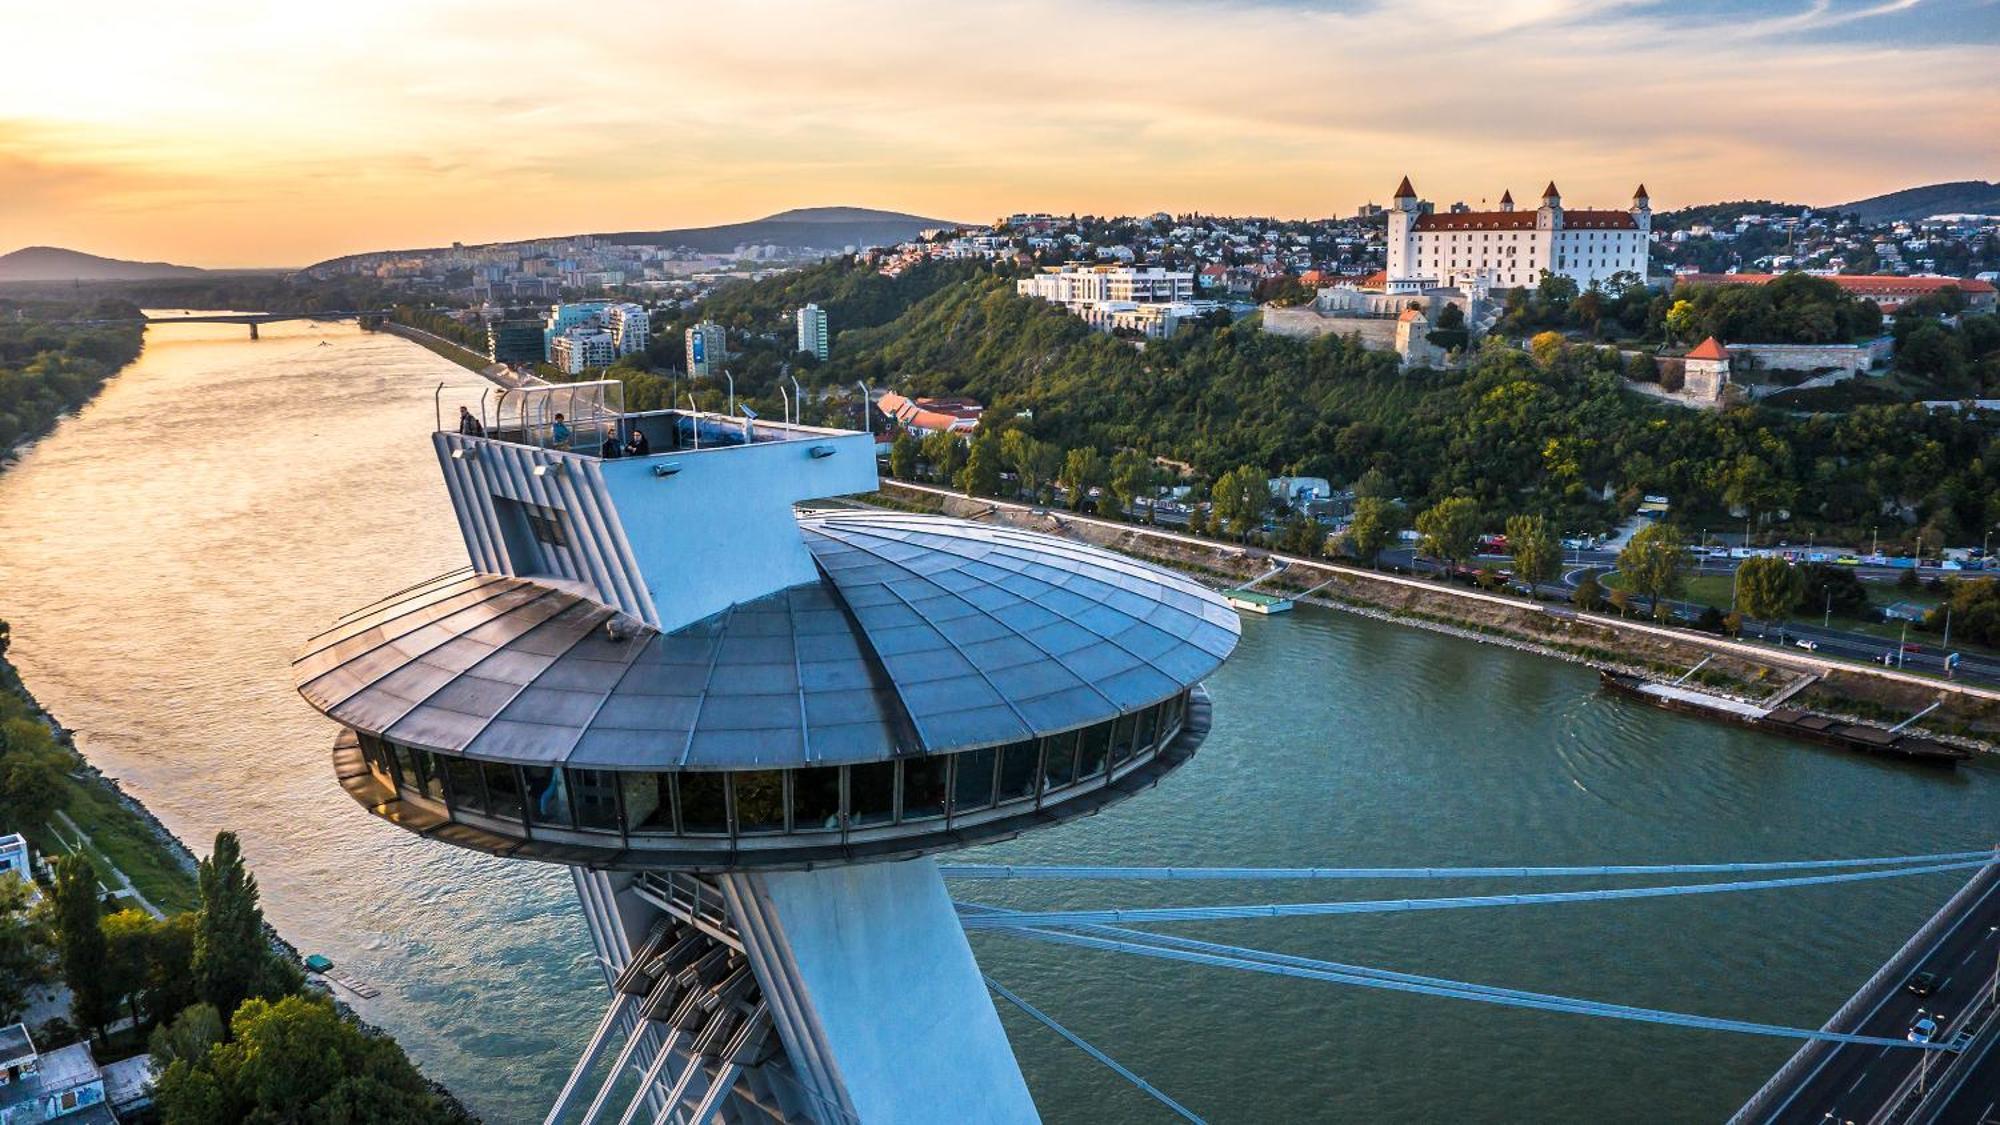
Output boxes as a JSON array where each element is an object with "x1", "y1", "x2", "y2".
[{"x1": 0, "y1": 318, "x2": 1994, "y2": 1123}]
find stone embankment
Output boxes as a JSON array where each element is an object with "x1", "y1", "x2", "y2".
[{"x1": 874, "y1": 481, "x2": 2000, "y2": 749}]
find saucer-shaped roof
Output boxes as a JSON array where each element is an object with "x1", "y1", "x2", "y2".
[{"x1": 294, "y1": 513, "x2": 1239, "y2": 769}]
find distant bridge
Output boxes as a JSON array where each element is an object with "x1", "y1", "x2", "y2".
[{"x1": 68, "y1": 310, "x2": 397, "y2": 339}]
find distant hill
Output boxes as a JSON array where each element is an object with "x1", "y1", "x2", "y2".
[
  {"x1": 0, "y1": 246, "x2": 214, "y2": 282},
  {"x1": 1839, "y1": 181, "x2": 2000, "y2": 222},
  {"x1": 301, "y1": 208, "x2": 970, "y2": 276}
]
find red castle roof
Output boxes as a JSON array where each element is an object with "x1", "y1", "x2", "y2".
[{"x1": 1686, "y1": 337, "x2": 1729, "y2": 361}]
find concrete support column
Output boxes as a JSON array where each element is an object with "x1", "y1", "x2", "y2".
[{"x1": 718, "y1": 857, "x2": 1039, "y2": 1125}]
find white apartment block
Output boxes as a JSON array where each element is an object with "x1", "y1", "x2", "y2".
[
  {"x1": 797, "y1": 303, "x2": 829, "y2": 361},
  {"x1": 1384, "y1": 178, "x2": 1651, "y2": 294},
  {"x1": 605, "y1": 303, "x2": 650, "y2": 356},
  {"x1": 551, "y1": 328, "x2": 617, "y2": 374},
  {"x1": 542, "y1": 300, "x2": 610, "y2": 361}
]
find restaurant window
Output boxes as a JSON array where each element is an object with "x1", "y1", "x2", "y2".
[
  {"x1": 1133, "y1": 705, "x2": 1159, "y2": 756},
  {"x1": 621, "y1": 773, "x2": 673, "y2": 834},
  {"x1": 997, "y1": 740, "x2": 1040, "y2": 804},
  {"x1": 482, "y1": 761, "x2": 525, "y2": 822},
  {"x1": 734, "y1": 771, "x2": 787, "y2": 834},
  {"x1": 443, "y1": 755, "x2": 486, "y2": 816},
  {"x1": 849, "y1": 762, "x2": 896, "y2": 826},
  {"x1": 793, "y1": 767, "x2": 843, "y2": 832},
  {"x1": 389, "y1": 741, "x2": 418, "y2": 792},
  {"x1": 1076, "y1": 721, "x2": 1110, "y2": 780},
  {"x1": 523, "y1": 766, "x2": 573, "y2": 828},
  {"x1": 1040, "y1": 729, "x2": 1079, "y2": 793},
  {"x1": 1109, "y1": 714, "x2": 1138, "y2": 766},
  {"x1": 678, "y1": 773, "x2": 728, "y2": 835},
  {"x1": 414, "y1": 749, "x2": 446, "y2": 802},
  {"x1": 902, "y1": 758, "x2": 948, "y2": 821},
  {"x1": 570, "y1": 769, "x2": 621, "y2": 832},
  {"x1": 358, "y1": 734, "x2": 392, "y2": 783},
  {"x1": 951, "y1": 747, "x2": 997, "y2": 814}
]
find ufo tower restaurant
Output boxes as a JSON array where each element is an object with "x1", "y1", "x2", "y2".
[{"x1": 293, "y1": 383, "x2": 1239, "y2": 1124}]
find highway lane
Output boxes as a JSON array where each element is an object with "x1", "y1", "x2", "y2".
[
  {"x1": 1377, "y1": 548, "x2": 2000, "y2": 687},
  {"x1": 1750, "y1": 864, "x2": 2000, "y2": 1123}
]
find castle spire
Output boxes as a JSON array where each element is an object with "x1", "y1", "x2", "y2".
[
  {"x1": 1541, "y1": 181, "x2": 1561, "y2": 201},
  {"x1": 1394, "y1": 175, "x2": 1416, "y2": 200}
]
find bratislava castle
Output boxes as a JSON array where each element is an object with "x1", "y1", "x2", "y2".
[{"x1": 1384, "y1": 177, "x2": 1651, "y2": 294}]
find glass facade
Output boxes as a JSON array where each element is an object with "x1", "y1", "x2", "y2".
[{"x1": 353, "y1": 690, "x2": 1193, "y2": 848}]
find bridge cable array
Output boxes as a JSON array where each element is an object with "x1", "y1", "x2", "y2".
[
  {"x1": 961, "y1": 903, "x2": 1955, "y2": 1051},
  {"x1": 983, "y1": 976, "x2": 1207, "y2": 1124},
  {"x1": 954, "y1": 856, "x2": 1996, "y2": 932},
  {"x1": 940, "y1": 848, "x2": 2000, "y2": 883}
]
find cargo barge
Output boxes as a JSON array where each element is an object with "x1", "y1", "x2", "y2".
[{"x1": 1597, "y1": 670, "x2": 1968, "y2": 766}]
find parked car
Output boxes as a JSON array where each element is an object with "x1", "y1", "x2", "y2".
[{"x1": 1905, "y1": 972, "x2": 1941, "y2": 998}]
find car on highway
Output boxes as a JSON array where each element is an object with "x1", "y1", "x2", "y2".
[
  {"x1": 1794, "y1": 639, "x2": 1819, "y2": 651},
  {"x1": 1905, "y1": 972, "x2": 1942, "y2": 997},
  {"x1": 1903, "y1": 643, "x2": 1924, "y2": 654},
  {"x1": 1909, "y1": 1015, "x2": 1939, "y2": 1044}
]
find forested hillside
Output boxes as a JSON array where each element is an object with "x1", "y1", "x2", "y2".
[{"x1": 594, "y1": 258, "x2": 1999, "y2": 547}]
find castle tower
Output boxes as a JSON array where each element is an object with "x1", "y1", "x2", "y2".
[
  {"x1": 1499, "y1": 189, "x2": 1515, "y2": 214},
  {"x1": 1387, "y1": 176, "x2": 1424, "y2": 294},
  {"x1": 293, "y1": 383, "x2": 1240, "y2": 1124},
  {"x1": 1683, "y1": 336, "x2": 1731, "y2": 403},
  {"x1": 1631, "y1": 183, "x2": 1652, "y2": 235},
  {"x1": 1536, "y1": 181, "x2": 1563, "y2": 231}
]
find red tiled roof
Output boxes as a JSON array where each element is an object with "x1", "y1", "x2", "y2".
[
  {"x1": 1411, "y1": 208, "x2": 1639, "y2": 232},
  {"x1": 1395, "y1": 176, "x2": 1416, "y2": 199},
  {"x1": 1678, "y1": 272, "x2": 1995, "y2": 296},
  {"x1": 877, "y1": 391, "x2": 983, "y2": 434},
  {"x1": 1415, "y1": 211, "x2": 1538, "y2": 231},
  {"x1": 1398, "y1": 307, "x2": 1424, "y2": 323},
  {"x1": 1686, "y1": 336, "x2": 1729, "y2": 361},
  {"x1": 1542, "y1": 181, "x2": 1561, "y2": 199},
  {"x1": 1358, "y1": 270, "x2": 1388, "y2": 288}
]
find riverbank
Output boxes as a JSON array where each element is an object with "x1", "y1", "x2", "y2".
[
  {"x1": 871, "y1": 481, "x2": 2000, "y2": 750},
  {"x1": 0, "y1": 321, "x2": 484, "y2": 1121}
]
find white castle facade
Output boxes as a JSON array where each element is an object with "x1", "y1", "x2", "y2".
[{"x1": 1384, "y1": 177, "x2": 1651, "y2": 294}]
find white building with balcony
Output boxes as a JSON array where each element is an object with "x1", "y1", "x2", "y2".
[{"x1": 796, "y1": 304, "x2": 829, "y2": 361}]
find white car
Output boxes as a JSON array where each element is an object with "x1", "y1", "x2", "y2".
[
  {"x1": 1909, "y1": 1015, "x2": 1938, "y2": 1044},
  {"x1": 1794, "y1": 639, "x2": 1819, "y2": 651}
]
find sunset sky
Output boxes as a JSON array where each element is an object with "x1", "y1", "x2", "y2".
[{"x1": 4, "y1": 0, "x2": 1995, "y2": 267}]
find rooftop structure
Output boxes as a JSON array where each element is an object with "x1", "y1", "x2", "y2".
[
  {"x1": 294, "y1": 380, "x2": 1238, "y2": 1122},
  {"x1": 0, "y1": 1026, "x2": 116, "y2": 1125},
  {"x1": 874, "y1": 391, "x2": 983, "y2": 436}
]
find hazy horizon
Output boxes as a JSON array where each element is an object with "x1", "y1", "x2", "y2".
[{"x1": 6, "y1": 0, "x2": 1996, "y2": 268}]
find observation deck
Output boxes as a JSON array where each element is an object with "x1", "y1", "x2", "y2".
[{"x1": 298, "y1": 381, "x2": 1239, "y2": 872}]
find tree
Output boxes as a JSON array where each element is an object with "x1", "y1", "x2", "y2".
[
  {"x1": 1060, "y1": 447, "x2": 1105, "y2": 512},
  {"x1": 1665, "y1": 299, "x2": 1697, "y2": 345},
  {"x1": 1209, "y1": 466, "x2": 1269, "y2": 541},
  {"x1": 956, "y1": 430, "x2": 1002, "y2": 498},
  {"x1": 1529, "y1": 331, "x2": 1567, "y2": 370},
  {"x1": 1505, "y1": 514, "x2": 1559, "y2": 596},
  {"x1": 154, "y1": 995, "x2": 459, "y2": 1125},
  {"x1": 52, "y1": 855, "x2": 112, "y2": 1042},
  {"x1": 1108, "y1": 450, "x2": 1153, "y2": 520},
  {"x1": 1734, "y1": 555, "x2": 1800, "y2": 626},
  {"x1": 0, "y1": 875, "x2": 50, "y2": 1025},
  {"x1": 887, "y1": 432, "x2": 917, "y2": 481},
  {"x1": 1608, "y1": 587, "x2": 1635, "y2": 617},
  {"x1": 1346, "y1": 497, "x2": 1401, "y2": 568},
  {"x1": 149, "y1": 1003, "x2": 224, "y2": 1070},
  {"x1": 1571, "y1": 571, "x2": 1604, "y2": 612},
  {"x1": 0, "y1": 750, "x2": 63, "y2": 826},
  {"x1": 1796, "y1": 563, "x2": 1867, "y2": 620},
  {"x1": 194, "y1": 831, "x2": 270, "y2": 1023},
  {"x1": 919, "y1": 429, "x2": 963, "y2": 484},
  {"x1": 1425, "y1": 303, "x2": 1469, "y2": 353},
  {"x1": 1416, "y1": 496, "x2": 1481, "y2": 568},
  {"x1": 1617, "y1": 523, "x2": 1688, "y2": 617}
]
